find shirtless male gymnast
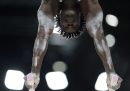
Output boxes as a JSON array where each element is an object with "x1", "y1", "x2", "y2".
[{"x1": 24, "y1": 0, "x2": 123, "y2": 91}]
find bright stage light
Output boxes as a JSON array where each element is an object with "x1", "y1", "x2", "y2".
[
  {"x1": 106, "y1": 34, "x2": 116, "y2": 47},
  {"x1": 52, "y1": 61, "x2": 67, "y2": 72},
  {"x1": 95, "y1": 72, "x2": 108, "y2": 91},
  {"x1": 4, "y1": 70, "x2": 25, "y2": 90},
  {"x1": 45, "y1": 71, "x2": 68, "y2": 90},
  {"x1": 106, "y1": 14, "x2": 119, "y2": 27}
]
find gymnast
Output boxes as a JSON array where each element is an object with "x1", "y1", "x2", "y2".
[{"x1": 24, "y1": 0, "x2": 123, "y2": 91}]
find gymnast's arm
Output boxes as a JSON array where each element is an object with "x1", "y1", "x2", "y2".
[
  {"x1": 31, "y1": 27, "x2": 51, "y2": 75},
  {"x1": 86, "y1": 0, "x2": 115, "y2": 74},
  {"x1": 24, "y1": 0, "x2": 55, "y2": 89},
  {"x1": 86, "y1": 0, "x2": 122, "y2": 90},
  {"x1": 24, "y1": 21, "x2": 53, "y2": 90}
]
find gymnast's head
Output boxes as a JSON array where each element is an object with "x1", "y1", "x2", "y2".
[
  {"x1": 57, "y1": 0, "x2": 85, "y2": 38},
  {"x1": 60, "y1": 9, "x2": 80, "y2": 32}
]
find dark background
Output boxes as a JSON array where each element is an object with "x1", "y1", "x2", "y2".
[{"x1": 0, "y1": 0, "x2": 129, "y2": 91}]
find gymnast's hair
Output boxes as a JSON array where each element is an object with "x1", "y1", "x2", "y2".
[{"x1": 55, "y1": 0, "x2": 86, "y2": 39}]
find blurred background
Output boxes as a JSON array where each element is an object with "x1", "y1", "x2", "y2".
[{"x1": 0, "y1": 0, "x2": 129, "y2": 91}]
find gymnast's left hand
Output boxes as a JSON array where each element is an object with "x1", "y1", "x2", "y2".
[{"x1": 106, "y1": 72, "x2": 123, "y2": 90}]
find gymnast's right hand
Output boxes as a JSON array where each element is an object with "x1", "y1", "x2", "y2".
[{"x1": 24, "y1": 73, "x2": 40, "y2": 90}]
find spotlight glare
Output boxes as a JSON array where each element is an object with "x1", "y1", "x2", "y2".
[
  {"x1": 45, "y1": 71, "x2": 68, "y2": 90},
  {"x1": 106, "y1": 34, "x2": 116, "y2": 47},
  {"x1": 106, "y1": 14, "x2": 119, "y2": 27},
  {"x1": 95, "y1": 72, "x2": 108, "y2": 91},
  {"x1": 52, "y1": 61, "x2": 67, "y2": 72},
  {"x1": 4, "y1": 70, "x2": 25, "y2": 90}
]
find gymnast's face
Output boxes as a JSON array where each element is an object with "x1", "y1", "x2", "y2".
[{"x1": 60, "y1": 9, "x2": 81, "y2": 33}]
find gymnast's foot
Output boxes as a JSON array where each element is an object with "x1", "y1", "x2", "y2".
[
  {"x1": 24, "y1": 73, "x2": 40, "y2": 90},
  {"x1": 106, "y1": 72, "x2": 123, "y2": 90}
]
